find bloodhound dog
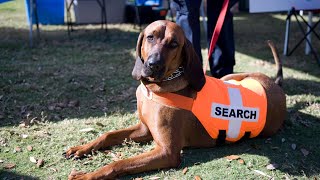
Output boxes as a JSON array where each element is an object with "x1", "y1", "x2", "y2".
[{"x1": 65, "y1": 20, "x2": 286, "y2": 179}]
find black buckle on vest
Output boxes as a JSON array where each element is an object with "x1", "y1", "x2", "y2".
[
  {"x1": 216, "y1": 131, "x2": 251, "y2": 146},
  {"x1": 216, "y1": 130, "x2": 226, "y2": 146},
  {"x1": 243, "y1": 131, "x2": 251, "y2": 139}
]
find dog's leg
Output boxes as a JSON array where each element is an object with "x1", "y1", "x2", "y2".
[
  {"x1": 65, "y1": 122, "x2": 152, "y2": 158},
  {"x1": 69, "y1": 111, "x2": 184, "y2": 179},
  {"x1": 69, "y1": 145, "x2": 181, "y2": 180}
]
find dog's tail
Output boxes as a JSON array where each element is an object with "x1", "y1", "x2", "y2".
[{"x1": 267, "y1": 40, "x2": 283, "y2": 87}]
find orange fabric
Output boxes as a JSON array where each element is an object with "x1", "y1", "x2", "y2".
[
  {"x1": 136, "y1": 76, "x2": 267, "y2": 142},
  {"x1": 137, "y1": 83, "x2": 194, "y2": 111},
  {"x1": 192, "y1": 76, "x2": 267, "y2": 142}
]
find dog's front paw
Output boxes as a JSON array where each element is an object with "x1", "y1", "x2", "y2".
[{"x1": 64, "y1": 144, "x2": 96, "y2": 159}]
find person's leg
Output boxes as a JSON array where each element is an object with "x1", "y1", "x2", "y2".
[
  {"x1": 172, "y1": 0, "x2": 203, "y2": 63},
  {"x1": 207, "y1": 0, "x2": 238, "y2": 78}
]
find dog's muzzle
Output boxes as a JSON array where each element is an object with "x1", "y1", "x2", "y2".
[{"x1": 142, "y1": 54, "x2": 165, "y2": 80}]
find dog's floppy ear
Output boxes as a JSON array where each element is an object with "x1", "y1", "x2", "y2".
[
  {"x1": 132, "y1": 31, "x2": 144, "y2": 81},
  {"x1": 182, "y1": 38, "x2": 206, "y2": 91}
]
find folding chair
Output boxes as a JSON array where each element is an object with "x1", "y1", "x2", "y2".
[{"x1": 283, "y1": 7, "x2": 320, "y2": 65}]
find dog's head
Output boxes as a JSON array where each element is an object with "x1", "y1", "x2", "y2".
[{"x1": 132, "y1": 20, "x2": 205, "y2": 91}]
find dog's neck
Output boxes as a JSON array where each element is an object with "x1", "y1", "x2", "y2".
[
  {"x1": 162, "y1": 67, "x2": 184, "y2": 82},
  {"x1": 141, "y1": 66, "x2": 188, "y2": 93},
  {"x1": 141, "y1": 66, "x2": 197, "y2": 98},
  {"x1": 142, "y1": 75, "x2": 189, "y2": 93}
]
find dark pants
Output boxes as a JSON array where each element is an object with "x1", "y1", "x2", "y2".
[{"x1": 172, "y1": 0, "x2": 238, "y2": 78}]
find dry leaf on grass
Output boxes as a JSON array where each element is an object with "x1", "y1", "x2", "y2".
[
  {"x1": 300, "y1": 148, "x2": 309, "y2": 157},
  {"x1": 194, "y1": 175, "x2": 202, "y2": 180},
  {"x1": 182, "y1": 167, "x2": 188, "y2": 174},
  {"x1": 225, "y1": 155, "x2": 240, "y2": 161},
  {"x1": 149, "y1": 177, "x2": 160, "y2": 180},
  {"x1": 19, "y1": 123, "x2": 26, "y2": 128},
  {"x1": 253, "y1": 170, "x2": 272, "y2": 178},
  {"x1": 83, "y1": 161, "x2": 91, "y2": 165},
  {"x1": 90, "y1": 105, "x2": 98, "y2": 109},
  {"x1": 15, "y1": 147, "x2": 22, "y2": 152},
  {"x1": 36, "y1": 159, "x2": 44, "y2": 168},
  {"x1": 68, "y1": 100, "x2": 80, "y2": 107},
  {"x1": 30, "y1": 156, "x2": 37, "y2": 163},
  {"x1": 48, "y1": 105, "x2": 55, "y2": 111},
  {"x1": 104, "y1": 150, "x2": 111, "y2": 154},
  {"x1": 4, "y1": 163, "x2": 16, "y2": 169},
  {"x1": 238, "y1": 159, "x2": 245, "y2": 164},
  {"x1": 110, "y1": 152, "x2": 123, "y2": 161},
  {"x1": 27, "y1": 145, "x2": 33, "y2": 151},
  {"x1": 266, "y1": 163, "x2": 279, "y2": 170},
  {"x1": 21, "y1": 134, "x2": 28, "y2": 139},
  {"x1": 50, "y1": 168, "x2": 58, "y2": 172},
  {"x1": 36, "y1": 130, "x2": 51, "y2": 137},
  {"x1": 79, "y1": 128, "x2": 95, "y2": 132}
]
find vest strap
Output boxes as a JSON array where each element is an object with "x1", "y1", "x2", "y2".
[
  {"x1": 216, "y1": 131, "x2": 251, "y2": 145},
  {"x1": 216, "y1": 130, "x2": 226, "y2": 146},
  {"x1": 139, "y1": 84, "x2": 194, "y2": 111}
]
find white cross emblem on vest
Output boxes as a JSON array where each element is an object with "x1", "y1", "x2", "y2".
[{"x1": 211, "y1": 87, "x2": 260, "y2": 139}]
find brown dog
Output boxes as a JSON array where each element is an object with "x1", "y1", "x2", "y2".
[{"x1": 65, "y1": 20, "x2": 286, "y2": 179}]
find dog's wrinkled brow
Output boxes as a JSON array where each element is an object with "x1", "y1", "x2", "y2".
[{"x1": 145, "y1": 23, "x2": 167, "y2": 38}]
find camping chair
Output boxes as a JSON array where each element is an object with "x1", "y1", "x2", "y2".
[{"x1": 283, "y1": 8, "x2": 320, "y2": 65}]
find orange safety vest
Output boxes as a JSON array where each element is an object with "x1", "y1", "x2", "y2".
[{"x1": 136, "y1": 76, "x2": 267, "y2": 142}]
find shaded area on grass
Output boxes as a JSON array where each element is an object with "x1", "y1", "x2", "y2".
[
  {"x1": 0, "y1": 27, "x2": 140, "y2": 127},
  {"x1": 284, "y1": 78, "x2": 320, "y2": 96},
  {"x1": 0, "y1": 170, "x2": 39, "y2": 180}
]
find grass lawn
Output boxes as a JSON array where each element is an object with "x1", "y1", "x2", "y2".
[{"x1": 1, "y1": 0, "x2": 320, "y2": 179}]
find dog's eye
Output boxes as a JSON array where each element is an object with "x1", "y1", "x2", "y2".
[
  {"x1": 146, "y1": 35, "x2": 154, "y2": 42},
  {"x1": 169, "y1": 41, "x2": 179, "y2": 48}
]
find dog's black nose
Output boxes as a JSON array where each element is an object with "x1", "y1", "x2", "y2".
[
  {"x1": 147, "y1": 60, "x2": 161, "y2": 71},
  {"x1": 147, "y1": 54, "x2": 162, "y2": 71}
]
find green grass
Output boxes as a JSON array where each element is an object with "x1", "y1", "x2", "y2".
[{"x1": 1, "y1": 0, "x2": 320, "y2": 179}]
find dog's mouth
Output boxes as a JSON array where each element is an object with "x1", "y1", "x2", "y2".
[
  {"x1": 141, "y1": 68, "x2": 165, "y2": 82},
  {"x1": 141, "y1": 66, "x2": 184, "y2": 83},
  {"x1": 141, "y1": 62, "x2": 166, "y2": 82}
]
